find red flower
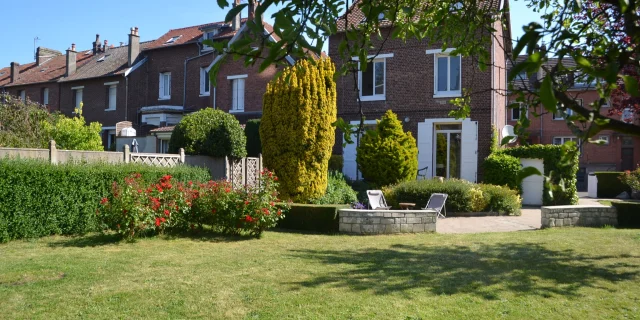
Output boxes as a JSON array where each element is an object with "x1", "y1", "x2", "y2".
[
  {"x1": 244, "y1": 200, "x2": 250, "y2": 205},
  {"x1": 277, "y1": 209, "x2": 282, "y2": 216},
  {"x1": 160, "y1": 217, "x2": 166, "y2": 223},
  {"x1": 188, "y1": 181, "x2": 193, "y2": 186},
  {"x1": 164, "y1": 209, "x2": 170, "y2": 216},
  {"x1": 274, "y1": 177, "x2": 278, "y2": 181},
  {"x1": 245, "y1": 215, "x2": 253, "y2": 222},
  {"x1": 100, "y1": 197, "x2": 108, "y2": 205},
  {"x1": 269, "y1": 201, "x2": 275, "y2": 207},
  {"x1": 211, "y1": 209, "x2": 216, "y2": 214},
  {"x1": 225, "y1": 187, "x2": 231, "y2": 193},
  {"x1": 155, "y1": 218, "x2": 161, "y2": 227},
  {"x1": 157, "y1": 185, "x2": 164, "y2": 193}
]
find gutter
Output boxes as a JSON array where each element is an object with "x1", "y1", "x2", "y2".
[{"x1": 183, "y1": 48, "x2": 213, "y2": 109}]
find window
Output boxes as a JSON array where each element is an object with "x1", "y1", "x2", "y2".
[
  {"x1": 107, "y1": 131, "x2": 116, "y2": 149},
  {"x1": 553, "y1": 136, "x2": 577, "y2": 145},
  {"x1": 165, "y1": 35, "x2": 181, "y2": 44},
  {"x1": 202, "y1": 30, "x2": 218, "y2": 51},
  {"x1": 516, "y1": 71, "x2": 528, "y2": 80},
  {"x1": 553, "y1": 100, "x2": 581, "y2": 120},
  {"x1": 74, "y1": 88, "x2": 83, "y2": 111},
  {"x1": 107, "y1": 85, "x2": 117, "y2": 110},
  {"x1": 598, "y1": 135, "x2": 610, "y2": 145},
  {"x1": 510, "y1": 102, "x2": 527, "y2": 120},
  {"x1": 229, "y1": 75, "x2": 246, "y2": 112},
  {"x1": 427, "y1": 49, "x2": 461, "y2": 98},
  {"x1": 19, "y1": 90, "x2": 25, "y2": 101},
  {"x1": 358, "y1": 54, "x2": 391, "y2": 101},
  {"x1": 200, "y1": 68, "x2": 210, "y2": 96},
  {"x1": 159, "y1": 72, "x2": 171, "y2": 100},
  {"x1": 159, "y1": 140, "x2": 170, "y2": 154},
  {"x1": 42, "y1": 88, "x2": 49, "y2": 105}
]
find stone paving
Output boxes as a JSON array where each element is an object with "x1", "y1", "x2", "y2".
[{"x1": 436, "y1": 208, "x2": 541, "y2": 234}]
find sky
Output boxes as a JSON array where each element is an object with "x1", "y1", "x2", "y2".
[{"x1": 0, "y1": 0, "x2": 542, "y2": 68}]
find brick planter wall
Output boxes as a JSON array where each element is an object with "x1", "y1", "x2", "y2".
[
  {"x1": 338, "y1": 209, "x2": 437, "y2": 234},
  {"x1": 541, "y1": 205, "x2": 617, "y2": 228}
]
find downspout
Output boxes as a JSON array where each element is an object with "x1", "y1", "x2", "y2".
[
  {"x1": 124, "y1": 74, "x2": 128, "y2": 121},
  {"x1": 182, "y1": 45, "x2": 213, "y2": 110},
  {"x1": 213, "y1": 87, "x2": 216, "y2": 109}
]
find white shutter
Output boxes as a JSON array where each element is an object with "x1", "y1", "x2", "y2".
[
  {"x1": 238, "y1": 78, "x2": 245, "y2": 111},
  {"x1": 460, "y1": 119, "x2": 478, "y2": 182},
  {"x1": 43, "y1": 88, "x2": 49, "y2": 105},
  {"x1": 109, "y1": 86, "x2": 117, "y2": 109},
  {"x1": 342, "y1": 131, "x2": 358, "y2": 180},
  {"x1": 232, "y1": 79, "x2": 238, "y2": 110},
  {"x1": 167, "y1": 74, "x2": 171, "y2": 97},
  {"x1": 159, "y1": 74, "x2": 164, "y2": 98},
  {"x1": 417, "y1": 120, "x2": 433, "y2": 179}
]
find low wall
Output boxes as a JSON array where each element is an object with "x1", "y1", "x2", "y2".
[
  {"x1": 339, "y1": 209, "x2": 437, "y2": 234},
  {"x1": 541, "y1": 205, "x2": 617, "y2": 228}
]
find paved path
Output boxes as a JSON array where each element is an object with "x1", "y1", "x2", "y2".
[{"x1": 436, "y1": 208, "x2": 541, "y2": 234}]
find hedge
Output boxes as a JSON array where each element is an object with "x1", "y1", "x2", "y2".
[
  {"x1": 383, "y1": 179, "x2": 521, "y2": 215},
  {"x1": 310, "y1": 171, "x2": 358, "y2": 205},
  {"x1": 483, "y1": 153, "x2": 522, "y2": 192},
  {"x1": 276, "y1": 204, "x2": 349, "y2": 233},
  {"x1": 492, "y1": 144, "x2": 579, "y2": 205},
  {"x1": 595, "y1": 172, "x2": 629, "y2": 198},
  {"x1": 244, "y1": 119, "x2": 262, "y2": 157},
  {"x1": 0, "y1": 159, "x2": 211, "y2": 242},
  {"x1": 612, "y1": 202, "x2": 640, "y2": 228}
]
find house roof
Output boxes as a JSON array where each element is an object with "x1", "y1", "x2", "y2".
[
  {"x1": 60, "y1": 42, "x2": 152, "y2": 82},
  {"x1": 149, "y1": 125, "x2": 175, "y2": 133},
  {"x1": 144, "y1": 19, "x2": 249, "y2": 51},
  {"x1": 508, "y1": 55, "x2": 581, "y2": 91},
  {"x1": 0, "y1": 52, "x2": 93, "y2": 87}
]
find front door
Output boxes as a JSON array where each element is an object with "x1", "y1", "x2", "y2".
[
  {"x1": 434, "y1": 124, "x2": 462, "y2": 179},
  {"x1": 622, "y1": 148, "x2": 634, "y2": 171}
]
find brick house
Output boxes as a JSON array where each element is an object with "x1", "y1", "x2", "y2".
[
  {"x1": 329, "y1": 1, "x2": 511, "y2": 183},
  {"x1": 507, "y1": 56, "x2": 640, "y2": 190}
]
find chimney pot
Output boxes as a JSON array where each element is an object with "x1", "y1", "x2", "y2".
[
  {"x1": 128, "y1": 27, "x2": 141, "y2": 67},
  {"x1": 66, "y1": 47, "x2": 77, "y2": 77},
  {"x1": 71, "y1": 43, "x2": 76, "y2": 51}
]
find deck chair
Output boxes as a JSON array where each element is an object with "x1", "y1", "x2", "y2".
[
  {"x1": 366, "y1": 190, "x2": 392, "y2": 210},
  {"x1": 424, "y1": 193, "x2": 448, "y2": 218}
]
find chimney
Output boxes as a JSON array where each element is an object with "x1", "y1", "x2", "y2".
[
  {"x1": 103, "y1": 40, "x2": 109, "y2": 53},
  {"x1": 66, "y1": 44, "x2": 77, "y2": 77},
  {"x1": 35, "y1": 47, "x2": 63, "y2": 66},
  {"x1": 10, "y1": 62, "x2": 19, "y2": 83},
  {"x1": 128, "y1": 27, "x2": 140, "y2": 67},
  {"x1": 248, "y1": 0, "x2": 259, "y2": 20},
  {"x1": 232, "y1": 0, "x2": 242, "y2": 31},
  {"x1": 93, "y1": 34, "x2": 100, "y2": 54}
]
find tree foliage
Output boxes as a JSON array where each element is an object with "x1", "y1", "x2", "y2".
[
  {"x1": 0, "y1": 93, "x2": 55, "y2": 148},
  {"x1": 357, "y1": 110, "x2": 418, "y2": 187},
  {"x1": 169, "y1": 108, "x2": 247, "y2": 158},
  {"x1": 260, "y1": 58, "x2": 337, "y2": 202}
]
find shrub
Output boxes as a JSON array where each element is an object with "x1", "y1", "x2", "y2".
[
  {"x1": 611, "y1": 202, "x2": 640, "y2": 228},
  {"x1": 261, "y1": 58, "x2": 337, "y2": 202},
  {"x1": 495, "y1": 144, "x2": 579, "y2": 205},
  {"x1": 42, "y1": 104, "x2": 103, "y2": 151},
  {"x1": 618, "y1": 169, "x2": 640, "y2": 198},
  {"x1": 356, "y1": 110, "x2": 418, "y2": 187},
  {"x1": 276, "y1": 204, "x2": 349, "y2": 233},
  {"x1": 478, "y1": 184, "x2": 522, "y2": 215},
  {"x1": 244, "y1": 119, "x2": 262, "y2": 157},
  {"x1": 0, "y1": 93, "x2": 54, "y2": 148},
  {"x1": 310, "y1": 171, "x2": 358, "y2": 205},
  {"x1": 169, "y1": 108, "x2": 247, "y2": 158},
  {"x1": 483, "y1": 153, "x2": 521, "y2": 192},
  {"x1": 595, "y1": 172, "x2": 629, "y2": 198},
  {"x1": 328, "y1": 155, "x2": 343, "y2": 172},
  {"x1": 0, "y1": 159, "x2": 211, "y2": 243},
  {"x1": 383, "y1": 179, "x2": 521, "y2": 215}
]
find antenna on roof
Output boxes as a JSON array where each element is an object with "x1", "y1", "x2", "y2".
[{"x1": 33, "y1": 36, "x2": 41, "y2": 60}]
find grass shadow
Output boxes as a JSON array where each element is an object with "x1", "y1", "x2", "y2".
[
  {"x1": 288, "y1": 242, "x2": 640, "y2": 299},
  {"x1": 47, "y1": 233, "x2": 122, "y2": 248}
]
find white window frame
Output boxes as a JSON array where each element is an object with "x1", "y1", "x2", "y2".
[
  {"x1": 19, "y1": 90, "x2": 25, "y2": 101},
  {"x1": 509, "y1": 102, "x2": 529, "y2": 121},
  {"x1": 106, "y1": 84, "x2": 117, "y2": 111},
  {"x1": 200, "y1": 68, "x2": 210, "y2": 96},
  {"x1": 74, "y1": 88, "x2": 83, "y2": 110},
  {"x1": 159, "y1": 72, "x2": 171, "y2": 100},
  {"x1": 427, "y1": 48, "x2": 462, "y2": 98},
  {"x1": 553, "y1": 136, "x2": 577, "y2": 145},
  {"x1": 598, "y1": 135, "x2": 610, "y2": 145},
  {"x1": 355, "y1": 53, "x2": 392, "y2": 102},
  {"x1": 228, "y1": 74, "x2": 247, "y2": 113},
  {"x1": 201, "y1": 30, "x2": 217, "y2": 51},
  {"x1": 43, "y1": 88, "x2": 49, "y2": 105}
]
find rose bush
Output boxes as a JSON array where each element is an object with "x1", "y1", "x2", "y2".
[{"x1": 98, "y1": 170, "x2": 287, "y2": 240}]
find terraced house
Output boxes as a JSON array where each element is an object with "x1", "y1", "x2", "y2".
[{"x1": 330, "y1": 0, "x2": 512, "y2": 182}]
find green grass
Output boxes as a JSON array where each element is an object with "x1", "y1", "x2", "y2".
[
  {"x1": 1, "y1": 229, "x2": 639, "y2": 319},
  {"x1": 599, "y1": 200, "x2": 613, "y2": 206}
]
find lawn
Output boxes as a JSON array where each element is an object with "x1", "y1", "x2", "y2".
[{"x1": 1, "y1": 228, "x2": 639, "y2": 319}]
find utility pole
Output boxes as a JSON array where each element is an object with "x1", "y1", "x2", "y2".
[{"x1": 33, "y1": 36, "x2": 40, "y2": 60}]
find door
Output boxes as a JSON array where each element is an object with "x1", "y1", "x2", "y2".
[
  {"x1": 520, "y1": 158, "x2": 544, "y2": 206},
  {"x1": 342, "y1": 120, "x2": 377, "y2": 180},
  {"x1": 418, "y1": 119, "x2": 477, "y2": 181},
  {"x1": 622, "y1": 148, "x2": 634, "y2": 171},
  {"x1": 434, "y1": 124, "x2": 462, "y2": 179}
]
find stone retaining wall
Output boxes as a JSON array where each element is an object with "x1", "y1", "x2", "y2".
[
  {"x1": 338, "y1": 209, "x2": 437, "y2": 234},
  {"x1": 541, "y1": 205, "x2": 617, "y2": 228}
]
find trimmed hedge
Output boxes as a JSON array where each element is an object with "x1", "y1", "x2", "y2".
[
  {"x1": 612, "y1": 202, "x2": 640, "y2": 228},
  {"x1": 276, "y1": 204, "x2": 349, "y2": 233},
  {"x1": 595, "y1": 172, "x2": 629, "y2": 198},
  {"x1": 310, "y1": 171, "x2": 358, "y2": 205},
  {"x1": 0, "y1": 159, "x2": 211, "y2": 242},
  {"x1": 244, "y1": 119, "x2": 262, "y2": 157},
  {"x1": 494, "y1": 144, "x2": 579, "y2": 205},
  {"x1": 483, "y1": 153, "x2": 521, "y2": 192},
  {"x1": 383, "y1": 179, "x2": 521, "y2": 215}
]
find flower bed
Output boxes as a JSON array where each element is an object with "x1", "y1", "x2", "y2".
[{"x1": 98, "y1": 170, "x2": 288, "y2": 240}]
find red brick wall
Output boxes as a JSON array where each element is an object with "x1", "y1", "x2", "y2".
[
  {"x1": 59, "y1": 75, "x2": 128, "y2": 128},
  {"x1": 4, "y1": 83, "x2": 59, "y2": 111},
  {"x1": 492, "y1": 20, "x2": 508, "y2": 137}
]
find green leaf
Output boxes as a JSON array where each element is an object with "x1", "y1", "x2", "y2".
[
  {"x1": 216, "y1": 0, "x2": 229, "y2": 8},
  {"x1": 540, "y1": 76, "x2": 558, "y2": 112},
  {"x1": 621, "y1": 75, "x2": 639, "y2": 97},
  {"x1": 574, "y1": 56, "x2": 591, "y2": 69},
  {"x1": 225, "y1": 3, "x2": 248, "y2": 23},
  {"x1": 517, "y1": 166, "x2": 543, "y2": 186}
]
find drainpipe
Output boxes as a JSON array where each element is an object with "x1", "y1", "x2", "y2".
[
  {"x1": 124, "y1": 74, "x2": 128, "y2": 121},
  {"x1": 213, "y1": 87, "x2": 216, "y2": 109},
  {"x1": 183, "y1": 49, "x2": 214, "y2": 110}
]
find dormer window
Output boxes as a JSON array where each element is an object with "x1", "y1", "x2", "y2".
[
  {"x1": 201, "y1": 29, "x2": 219, "y2": 51},
  {"x1": 165, "y1": 35, "x2": 181, "y2": 44}
]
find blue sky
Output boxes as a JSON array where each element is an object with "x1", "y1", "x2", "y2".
[{"x1": 0, "y1": 0, "x2": 540, "y2": 68}]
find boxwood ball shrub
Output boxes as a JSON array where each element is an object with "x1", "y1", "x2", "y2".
[
  {"x1": 357, "y1": 110, "x2": 418, "y2": 187},
  {"x1": 244, "y1": 119, "x2": 262, "y2": 157},
  {"x1": 310, "y1": 171, "x2": 358, "y2": 205},
  {"x1": 169, "y1": 108, "x2": 247, "y2": 158},
  {"x1": 595, "y1": 172, "x2": 630, "y2": 198},
  {"x1": 483, "y1": 153, "x2": 521, "y2": 192},
  {"x1": 0, "y1": 159, "x2": 210, "y2": 243},
  {"x1": 260, "y1": 58, "x2": 337, "y2": 202}
]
